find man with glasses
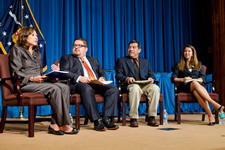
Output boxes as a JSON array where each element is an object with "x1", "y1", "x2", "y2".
[
  {"x1": 115, "y1": 40, "x2": 160, "y2": 127},
  {"x1": 60, "y1": 37, "x2": 119, "y2": 131}
]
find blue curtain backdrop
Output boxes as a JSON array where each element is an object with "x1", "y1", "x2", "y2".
[{"x1": 0, "y1": 0, "x2": 203, "y2": 117}]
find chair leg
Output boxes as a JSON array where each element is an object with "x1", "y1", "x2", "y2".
[
  {"x1": 215, "y1": 110, "x2": 219, "y2": 124},
  {"x1": 122, "y1": 101, "x2": 126, "y2": 126},
  {"x1": 202, "y1": 114, "x2": 205, "y2": 121},
  {"x1": 84, "y1": 115, "x2": 89, "y2": 125},
  {"x1": 174, "y1": 99, "x2": 177, "y2": 121},
  {"x1": 0, "y1": 107, "x2": 7, "y2": 133},
  {"x1": 75, "y1": 102, "x2": 80, "y2": 130},
  {"x1": 177, "y1": 101, "x2": 181, "y2": 124},
  {"x1": 145, "y1": 103, "x2": 149, "y2": 122},
  {"x1": 28, "y1": 105, "x2": 35, "y2": 137},
  {"x1": 117, "y1": 101, "x2": 121, "y2": 123},
  {"x1": 160, "y1": 100, "x2": 163, "y2": 125}
]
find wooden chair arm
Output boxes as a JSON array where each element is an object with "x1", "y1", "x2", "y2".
[{"x1": 204, "y1": 80, "x2": 216, "y2": 93}]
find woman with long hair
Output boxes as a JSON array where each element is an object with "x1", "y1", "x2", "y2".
[
  {"x1": 9, "y1": 27, "x2": 78, "y2": 135},
  {"x1": 171, "y1": 44, "x2": 224, "y2": 125}
]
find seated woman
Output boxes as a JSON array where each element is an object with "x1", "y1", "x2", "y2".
[
  {"x1": 171, "y1": 44, "x2": 224, "y2": 125},
  {"x1": 9, "y1": 27, "x2": 78, "y2": 135}
]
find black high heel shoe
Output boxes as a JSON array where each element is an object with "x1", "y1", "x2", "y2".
[
  {"x1": 48, "y1": 126, "x2": 64, "y2": 135},
  {"x1": 208, "y1": 122, "x2": 215, "y2": 126},
  {"x1": 63, "y1": 128, "x2": 79, "y2": 134},
  {"x1": 218, "y1": 106, "x2": 224, "y2": 113}
]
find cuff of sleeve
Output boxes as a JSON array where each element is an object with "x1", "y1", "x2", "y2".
[{"x1": 76, "y1": 76, "x2": 81, "y2": 83}]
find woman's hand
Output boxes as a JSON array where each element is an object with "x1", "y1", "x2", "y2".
[
  {"x1": 30, "y1": 75, "x2": 48, "y2": 83},
  {"x1": 197, "y1": 78, "x2": 203, "y2": 83}
]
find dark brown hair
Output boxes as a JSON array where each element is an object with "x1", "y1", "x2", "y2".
[
  {"x1": 16, "y1": 26, "x2": 39, "y2": 51},
  {"x1": 73, "y1": 37, "x2": 88, "y2": 47},
  {"x1": 178, "y1": 44, "x2": 201, "y2": 71}
]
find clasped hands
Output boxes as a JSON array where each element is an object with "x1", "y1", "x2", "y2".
[
  {"x1": 30, "y1": 75, "x2": 48, "y2": 83},
  {"x1": 126, "y1": 77, "x2": 154, "y2": 84},
  {"x1": 183, "y1": 76, "x2": 203, "y2": 84}
]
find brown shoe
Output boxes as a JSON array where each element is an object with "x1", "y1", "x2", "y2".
[
  {"x1": 130, "y1": 119, "x2": 138, "y2": 127},
  {"x1": 148, "y1": 118, "x2": 159, "y2": 127}
]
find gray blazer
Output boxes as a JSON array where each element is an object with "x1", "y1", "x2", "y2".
[{"x1": 9, "y1": 45, "x2": 43, "y2": 86}]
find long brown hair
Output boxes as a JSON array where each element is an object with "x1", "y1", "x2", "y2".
[
  {"x1": 16, "y1": 27, "x2": 39, "y2": 51},
  {"x1": 178, "y1": 44, "x2": 201, "y2": 71}
]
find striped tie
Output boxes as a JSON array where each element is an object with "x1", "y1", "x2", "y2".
[{"x1": 80, "y1": 57, "x2": 96, "y2": 80}]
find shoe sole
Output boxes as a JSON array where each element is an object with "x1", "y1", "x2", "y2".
[
  {"x1": 94, "y1": 127, "x2": 107, "y2": 131},
  {"x1": 130, "y1": 125, "x2": 138, "y2": 127},
  {"x1": 48, "y1": 131, "x2": 64, "y2": 135},
  {"x1": 107, "y1": 126, "x2": 119, "y2": 130}
]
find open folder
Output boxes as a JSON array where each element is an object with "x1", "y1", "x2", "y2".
[
  {"x1": 90, "y1": 80, "x2": 113, "y2": 85},
  {"x1": 43, "y1": 71, "x2": 69, "y2": 79}
]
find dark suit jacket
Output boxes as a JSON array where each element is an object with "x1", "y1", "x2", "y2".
[
  {"x1": 170, "y1": 62, "x2": 206, "y2": 92},
  {"x1": 60, "y1": 54, "x2": 106, "y2": 93},
  {"x1": 115, "y1": 56, "x2": 155, "y2": 91},
  {"x1": 171, "y1": 62, "x2": 206, "y2": 83}
]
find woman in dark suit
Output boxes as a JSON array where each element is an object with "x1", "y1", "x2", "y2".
[
  {"x1": 9, "y1": 27, "x2": 78, "y2": 135},
  {"x1": 171, "y1": 44, "x2": 224, "y2": 125}
]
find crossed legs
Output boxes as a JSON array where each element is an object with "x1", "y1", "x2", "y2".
[{"x1": 190, "y1": 81, "x2": 222, "y2": 123}]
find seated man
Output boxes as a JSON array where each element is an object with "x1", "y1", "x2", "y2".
[
  {"x1": 59, "y1": 37, "x2": 119, "y2": 131},
  {"x1": 115, "y1": 40, "x2": 160, "y2": 127}
]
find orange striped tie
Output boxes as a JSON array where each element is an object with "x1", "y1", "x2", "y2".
[{"x1": 80, "y1": 57, "x2": 96, "y2": 80}]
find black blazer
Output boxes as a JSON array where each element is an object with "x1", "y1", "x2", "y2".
[
  {"x1": 115, "y1": 56, "x2": 155, "y2": 91},
  {"x1": 60, "y1": 54, "x2": 106, "y2": 93},
  {"x1": 171, "y1": 62, "x2": 206, "y2": 83}
]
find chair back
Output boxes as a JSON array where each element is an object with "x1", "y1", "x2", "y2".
[{"x1": 0, "y1": 54, "x2": 14, "y2": 101}]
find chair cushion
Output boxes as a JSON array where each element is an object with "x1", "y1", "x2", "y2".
[
  {"x1": 2, "y1": 93, "x2": 48, "y2": 106},
  {"x1": 177, "y1": 92, "x2": 219, "y2": 102},
  {"x1": 70, "y1": 94, "x2": 104, "y2": 103}
]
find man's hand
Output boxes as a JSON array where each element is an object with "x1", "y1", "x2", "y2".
[
  {"x1": 99, "y1": 77, "x2": 105, "y2": 82},
  {"x1": 148, "y1": 77, "x2": 154, "y2": 84},
  {"x1": 79, "y1": 76, "x2": 91, "y2": 83},
  {"x1": 51, "y1": 64, "x2": 60, "y2": 71},
  {"x1": 126, "y1": 77, "x2": 135, "y2": 84}
]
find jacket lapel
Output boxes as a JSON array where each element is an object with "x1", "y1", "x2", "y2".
[{"x1": 126, "y1": 58, "x2": 135, "y2": 77}]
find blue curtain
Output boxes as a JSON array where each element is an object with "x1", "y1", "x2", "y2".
[
  {"x1": 0, "y1": 0, "x2": 202, "y2": 117},
  {"x1": 1, "y1": 0, "x2": 199, "y2": 72}
]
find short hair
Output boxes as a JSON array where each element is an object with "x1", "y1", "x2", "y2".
[
  {"x1": 16, "y1": 26, "x2": 39, "y2": 51},
  {"x1": 129, "y1": 40, "x2": 141, "y2": 49},
  {"x1": 73, "y1": 37, "x2": 88, "y2": 47}
]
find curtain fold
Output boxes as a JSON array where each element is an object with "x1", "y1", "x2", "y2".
[{"x1": 0, "y1": 0, "x2": 201, "y2": 117}]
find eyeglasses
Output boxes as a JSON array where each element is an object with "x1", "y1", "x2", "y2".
[
  {"x1": 128, "y1": 46, "x2": 138, "y2": 49},
  {"x1": 73, "y1": 44, "x2": 86, "y2": 48}
]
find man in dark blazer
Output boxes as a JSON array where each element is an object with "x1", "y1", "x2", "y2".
[
  {"x1": 115, "y1": 40, "x2": 160, "y2": 127},
  {"x1": 60, "y1": 37, "x2": 119, "y2": 131}
]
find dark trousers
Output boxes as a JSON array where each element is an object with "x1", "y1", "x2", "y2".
[{"x1": 73, "y1": 83, "x2": 119, "y2": 122}]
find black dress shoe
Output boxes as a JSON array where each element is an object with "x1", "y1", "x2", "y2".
[
  {"x1": 103, "y1": 119, "x2": 119, "y2": 130},
  {"x1": 64, "y1": 128, "x2": 79, "y2": 134},
  {"x1": 48, "y1": 126, "x2": 64, "y2": 135},
  {"x1": 94, "y1": 119, "x2": 107, "y2": 131},
  {"x1": 208, "y1": 122, "x2": 215, "y2": 126}
]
